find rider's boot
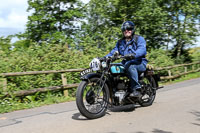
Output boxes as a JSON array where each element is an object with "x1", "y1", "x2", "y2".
[{"x1": 129, "y1": 89, "x2": 142, "y2": 98}]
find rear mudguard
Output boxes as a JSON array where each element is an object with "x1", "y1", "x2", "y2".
[
  {"x1": 145, "y1": 70, "x2": 160, "y2": 88},
  {"x1": 152, "y1": 74, "x2": 163, "y2": 89}
]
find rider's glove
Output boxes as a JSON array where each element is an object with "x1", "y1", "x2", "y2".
[
  {"x1": 99, "y1": 56, "x2": 111, "y2": 61},
  {"x1": 146, "y1": 64, "x2": 154, "y2": 70},
  {"x1": 98, "y1": 57, "x2": 106, "y2": 61},
  {"x1": 124, "y1": 54, "x2": 135, "y2": 60}
]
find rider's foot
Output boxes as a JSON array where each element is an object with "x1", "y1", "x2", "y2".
[{"x1": 129, "y1": 90, "x2": 141, "y2": 98}]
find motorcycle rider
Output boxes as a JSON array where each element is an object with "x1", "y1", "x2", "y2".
[{"x1": 105, "y1": 21, "x2": 148, "y2": 97}]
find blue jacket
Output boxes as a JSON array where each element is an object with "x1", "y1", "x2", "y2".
[{"x1": 106, "y1": 36, "x2": 148, "y2": 66}]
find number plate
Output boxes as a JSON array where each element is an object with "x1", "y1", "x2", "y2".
[{"x1": 80, "y1": 68, "x2": 93, "y2": 76}]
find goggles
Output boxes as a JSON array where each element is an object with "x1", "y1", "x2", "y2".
[{"x1": 121, "y1": 25, "x2": 134, "y2": 32}]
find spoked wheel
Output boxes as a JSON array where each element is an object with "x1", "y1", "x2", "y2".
[
  {"x1": 76, "y1": 77, "x2": 110, "y2": 119},
  {"x1": 138, "y1": 76, "x2": 156, "y2": 107}
]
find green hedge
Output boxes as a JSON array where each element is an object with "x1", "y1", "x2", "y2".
[{"x1": 0, "y1": 43, "x2": 198, "y2": 98}]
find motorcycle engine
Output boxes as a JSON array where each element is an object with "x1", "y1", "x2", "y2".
[
  {"x1": 114, "y1": 90, "x2": 126, "y2": 105},
  {"x1": 116, "y1": 80, "x2": 127, "y2": 90},
  {"x1": 114, "y1": 77, "x2": 129, "y2": 105}
]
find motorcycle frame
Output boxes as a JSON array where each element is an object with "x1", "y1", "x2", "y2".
[{"x1": 81, "y1": 64, "x2": 160, "y2": 106}]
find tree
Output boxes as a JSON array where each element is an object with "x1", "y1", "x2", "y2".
[
  {"x1": 82, "y1": 0, "x2": 200, "y2": 55},
  {"x1": 26, "y1": 0, "x2": 84, "y2": 44},
  {"x1": 159, "y1": 0, "x2": 200, "y2": 61},
  {"x1": 81, "y1": 0, "x2": 169, "y2": 50}
]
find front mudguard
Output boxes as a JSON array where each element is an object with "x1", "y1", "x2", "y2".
[
  {"x1": 81, "y1": 72, "x2": 112, "y2": 88},
  {"x1": 81, "y1": 72, "x2": 102, "y2": 81},
  {"x1": 81, "y1": 72, "x2": 113, "y2": 96}
]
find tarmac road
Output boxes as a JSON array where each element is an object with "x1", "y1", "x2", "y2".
[{"x1": 0, "y1": 78, "x2": 200, "y2": 133}]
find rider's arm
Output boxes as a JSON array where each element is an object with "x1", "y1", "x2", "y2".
[
  {"x1": 105, "y1": 42, "x2": 119, "y2": 57},
  {"x1": 130, "y1": 36, "x2": 147, "y2": 59}
]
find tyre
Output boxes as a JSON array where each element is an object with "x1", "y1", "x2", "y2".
[
  {"x1": 76, "y1": 77, "x2": 110, "y2": 119},
  {"x1": 138, "y1": 76, "x2": 156, "y2": 107}
]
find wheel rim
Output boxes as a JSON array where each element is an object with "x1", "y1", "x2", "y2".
[{"x1": 82, "y1": 79, "x2": 108, "y2": 114}]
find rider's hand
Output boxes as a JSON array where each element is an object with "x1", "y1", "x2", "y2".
[
  {"x1": 124, "y1": 54, "x2": 135, "y2": 60},
  {"x1": 99, "y1": 57, "x2": 106, "y2": 61},
  {"x1": 98, "y1": 57, "x2": 105, "y2": 61},
  {"x1": 99, "y1": 56, "x2": 111, "y2": 61},
  {"x1": 146, "y1": 64, "x2": 154, "y2": 70}
]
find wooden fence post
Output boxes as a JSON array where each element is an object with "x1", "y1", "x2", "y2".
[
  {"x1": 0, "y1": 78, "x2": 7, "y2": 91},
  {"x1": 192, "y1": 65, "x2": 194, "y2": 71},
  {"x1": 184, "y1": 67, "x2": 187, "y2": 73},
  {"x1": 61, "y1": 73, "x2": 68, "y2": 97},
  {"x1": 184, "y1": 67, "x2": 187, "y2": 77},
  {"x1": 168, "y1": 70, "x2": 172, "y2": 81}
]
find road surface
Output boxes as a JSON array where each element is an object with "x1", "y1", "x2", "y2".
[{"x1": 0, "y1": 78, "x2": 200, "y2": 133}]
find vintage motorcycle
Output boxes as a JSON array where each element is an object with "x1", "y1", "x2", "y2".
[{"x1": 76, "y1": 52, "x2": 162, "y2": 119}]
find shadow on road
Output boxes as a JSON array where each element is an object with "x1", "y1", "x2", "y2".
[
  {"x1": 71, "y1": 112, "x2": 88, "y2": 120},
  {"x1": 135, "y1": 129, "x2": 173, "y2": 133},
  {"x1": 108, "y1": 104, "x2": 135, "y2": 112},
  {"x1": 152, "y1": 129, "x2": 173, "y2": 133},
  {"x1": 71, "y1": 112, "x2": 112, "y2": 121},
  {"x1": 72, "y1": 104, "x2": 135, "y2": 120},
  {"x1": 190, "y1": 110, "x2": 200, "y2": 126}
]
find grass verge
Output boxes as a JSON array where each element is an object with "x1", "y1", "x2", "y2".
[
  {"x1": 160, "y1": 71, "x2": 200, "y2": 86},
  {"x1": 0, "y1": 94, "x2": 75, "y2": 114}
]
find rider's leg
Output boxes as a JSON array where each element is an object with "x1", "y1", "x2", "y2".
[{"x1": 126, "y1": 63, "x2": 146, "y2": 97}]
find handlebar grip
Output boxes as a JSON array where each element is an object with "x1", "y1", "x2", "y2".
[
  {"x1": 99, "y1": 56, "x2": 112, "y2": 61},
  {"x1": 124, "y1": 54, "x2": 135, "y2": 60}
]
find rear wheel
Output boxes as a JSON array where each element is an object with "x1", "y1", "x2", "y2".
[
  {"x1": 138, "y1": 76, "x2": 156, "y2": 107},
  {"x1": 76, "y1": 77, "x2": 110, "y2": 119}
]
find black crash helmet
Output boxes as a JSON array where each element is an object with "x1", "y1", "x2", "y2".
[{"x1": 121, "y1": 21, "x2": 135, "y2": 32}]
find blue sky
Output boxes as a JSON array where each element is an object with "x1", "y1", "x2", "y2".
[{"x1": 0, "y1": 0, "x2": 199, "y2": 47}]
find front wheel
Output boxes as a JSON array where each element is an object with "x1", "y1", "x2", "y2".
[
  {"x1": 76, "y1": 77, "x2": 110, "y2": 119},
  {"x1": 138, "y1": 76, "x2": 157, "y2": 107}
]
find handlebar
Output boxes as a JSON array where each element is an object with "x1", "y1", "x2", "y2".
[{"x1": 99, "y1": 53, "x2": 135, "y2": 62}]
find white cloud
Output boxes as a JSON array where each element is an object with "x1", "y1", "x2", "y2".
[
  {"x1": 0, "y1": 0, "x2": 28, "y2": 9},
  {"x1": 0, "y1": 0, "x2": 29, "y2": 29},
  {"x1": 82, "y1": 0, "x2": 90, "y2": 4},
  {"x1": 0, "y1": 9, "x2": 28, "y2": 29}
]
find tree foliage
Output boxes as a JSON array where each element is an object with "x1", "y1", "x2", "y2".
[
  {"x1": 78, "y1": 0, "x2": 200, "y2": 54},
  {"x1": 26, "y1": 0, "x2": 84, "y2": 43},
  {"x1": 160, "y1": 0, "x2": 200, "y2": 60},
  {"x1": 0, "y1": 36, "x2": 12, "y2": 52}
]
